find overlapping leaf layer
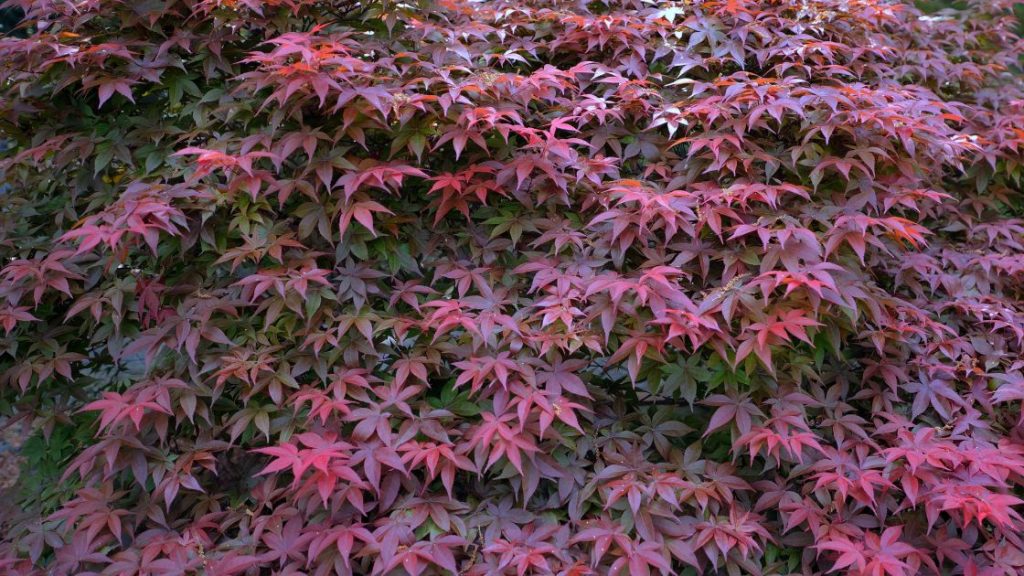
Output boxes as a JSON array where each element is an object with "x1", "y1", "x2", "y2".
[{"x1": 0, "y1": 1, "x2": 1023, "y2": 575}]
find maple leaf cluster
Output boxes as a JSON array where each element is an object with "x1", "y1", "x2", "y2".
[{"x1": 0, "y1": 0, "x2": 1023, "y2": 575}]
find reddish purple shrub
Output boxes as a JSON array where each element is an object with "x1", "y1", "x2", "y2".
[{"x1": 0, "y1": 0, "x2": 1022, "y2": 574}]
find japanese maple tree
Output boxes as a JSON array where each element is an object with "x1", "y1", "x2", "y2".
[{"x1": 0, "y1": 0, "x2": 1023, "y2": 574}]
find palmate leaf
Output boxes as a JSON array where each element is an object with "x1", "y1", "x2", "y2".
[{"x1": 0, "y1": 0, "x2": 1023, "y2": 575}]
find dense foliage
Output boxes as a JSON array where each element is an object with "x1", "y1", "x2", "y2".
[{"x1": 0, "y1": 0, "x2": 1023, "y2": 574}]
